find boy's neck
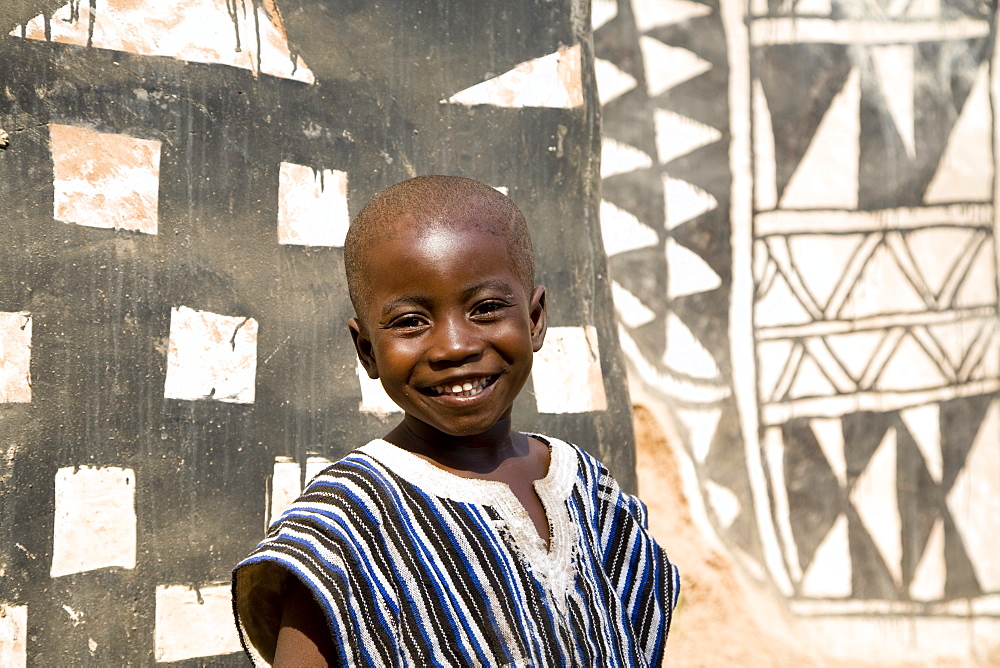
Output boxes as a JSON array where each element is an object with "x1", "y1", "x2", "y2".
[{"x1": 385, "y1": 413, "x2": 528, "y2": 475}]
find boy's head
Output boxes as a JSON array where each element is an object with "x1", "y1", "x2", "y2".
[
  {"x1": 344, "y1": 175, "x2": 534, "y2": 318},
  {"x1": 343, "y1": 175, "x2": 546, "y2": 438}
]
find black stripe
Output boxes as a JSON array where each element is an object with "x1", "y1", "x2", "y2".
[{"x1": 233, "y1": 439, "x2": 678, "y2": 667}]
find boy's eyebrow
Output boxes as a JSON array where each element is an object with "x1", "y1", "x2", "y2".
[
  {"x1": 461, "y1": 279, "x2": 519, "y2": 299},
  {"x1": 379, "y1": 296, "x2": 432, "y2": 320}
]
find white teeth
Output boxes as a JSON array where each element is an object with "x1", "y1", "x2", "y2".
[{"x1": 432, "y1": 376, "x2": 491, "y2": 397}]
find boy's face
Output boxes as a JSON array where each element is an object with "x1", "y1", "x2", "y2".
[{"x1": 348, "y1": 214, "x2": 546, "y2": 438}]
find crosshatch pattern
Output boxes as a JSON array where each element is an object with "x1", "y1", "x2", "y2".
[
  {"x1": 595, "y1": 0, "x2": 1000, "y2": 624},
  {"x1": 748, "y1": 0, "x2": 1000, "y2": 609}
]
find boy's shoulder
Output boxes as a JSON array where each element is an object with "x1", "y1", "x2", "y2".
[
  {"x1": 294, "y1": 434, "x2": 628, "y2": 516},
  {"x1": 528, "y1": 432, "x2": 612, "y2": 478}
]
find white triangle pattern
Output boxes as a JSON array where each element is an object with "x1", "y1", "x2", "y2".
[
  {"x1": 871, "y1": 45, "x2": 915, "y2": 158},
  {"x1": 876, "y1": 334, "x2": 947, "y2": 392},
  {"x1": 704, "y1": 480, "x2": 741, "y2": 530},
  {"x1": 754, "y1": 272, "x2": 813, "y2": 327},
  {"x1": 675, "y1": 406, "x2": 722, "y2": 463},
  {"x1": 601, "y1": 200, "x2": 660, "y2": 256},
  {"x1": 595, "y1": 58, "x2": 639, "y2": 106},
  {"x1": 666, "y1": 238, "x2": 722, "y2": 298},
  {"x1": 756, "y1": 339, "x2": 795, "y2": 402},
  {"x1": 925, "y1": 320, "x2": 982, "y2": 375},
  {"x1": 800, "y1": 514, "x2": 852, "y2": 597},
  {"x1": 444, "y1": 45, "x2": 583, "y2": 108},
  {"x1": 593, "y1": 0, "x2": 619, "y2": 30},
  {"x1": 850, "y1": 427, "x2": 902, "y2": 586},
  {"x1": 925, "y1": 63, "x2": 993, "y2": 204},
  {"x1": 947, "y1": 400, "x2": 1000, "y2": 590},
  {"x1": 639, "y1": 36, "x2": 711, "y2": 97},
  {"x1": 838, "y1": 242, "x2": 929, "y2": 320},
  {"x1": 788, "y1": 353, "x2": 837, "y2": 399},
  {"x1": 902, "y1": 227, "x2": 977, "y2": 299},
  {"x1": 663, "y1": 313, "x2": 720, "y2": 379},
  {"x1": 953, "y1": 239, "x2": 998, "y2": 308},
  {"x1": 811, "y1": 417, "x2": 846, "y2": 486},
  {"x1": 788, "y1": 234, "x2": 865, "y2": 313},
  {"x1": 664, "y1": 176, "x2": 718, "y2": 229},
  {"x1": 12, "y1": 0, "x2": 315, "y2": 83},
  {"x1": 654, "y1": 108, "x2": 722, "y2": 165},
  {"x1": 753, "y1": 78, "x2": 778, "y2": 211},
  {"x1": 611, "y1": 281, "x2": 657, "y2": 329},
  {"x1": 900, "y1": 404, "x2": 942, "y2": 483},
  {"x1": 780, "y1": 68, "x2": 860, "y2": 209},
  {"x1": 823, "y1": 330, "x2": 887, "y2": 382},
  {"x1": 602, "y1": 138, "x2": 654, "y2": 178},
  {"x1": 910, "y1": 518, "x2": 946, "y2": 601},
  {"x1": 632, "y1": 0, "x2": 712, "y2": 32}
]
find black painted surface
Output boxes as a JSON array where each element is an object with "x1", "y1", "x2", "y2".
[{"x1": 0, "y1": 1, "x2": 634, "y2": 663}]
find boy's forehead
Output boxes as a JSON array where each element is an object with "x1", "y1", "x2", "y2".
[
  {"x1": 382, "y1": 193, "x2": 504, "y2": 231},
  {"x1": 355, "y1": 218, "x2": 519, "y2": 301},
  {"x1": 364, "y1": 214, "x2": 512, "y2": 266},
  {"x1": 369, "y1": 201, "x2": 510, "y2": 250}
]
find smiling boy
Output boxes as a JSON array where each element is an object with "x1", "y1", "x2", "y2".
[{"x1": 233, "y1": 176, "x2": 679, "y2": 667}]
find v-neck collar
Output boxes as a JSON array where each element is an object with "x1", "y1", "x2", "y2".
[
  {"x1": 357, "y1": 435, "x2": 580, "y2": 597},
  {"x1": 358, "y1": 434, "x2": 575, "y2": 503}
]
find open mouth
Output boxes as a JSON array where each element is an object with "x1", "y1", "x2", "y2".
[{"x1": 424, "y1": 374, "x2": 499, "y2": 398}]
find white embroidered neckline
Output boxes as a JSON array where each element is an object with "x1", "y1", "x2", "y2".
[{"x1": 357, "y1": 435, "x2": 579, "y2": 598}]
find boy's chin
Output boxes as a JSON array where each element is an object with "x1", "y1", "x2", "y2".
[{"x1": 400, "y1": 411, "x2": 514, "y2": 441}]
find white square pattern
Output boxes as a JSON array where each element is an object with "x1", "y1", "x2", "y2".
[
  {"x1": 50, "y1": 466, "x2": 136, "y2": 578},
  {"x1": 532, "y1": 325, "x2": 608, "y2": 413},
  {"x1": 50, "y1": 123, "x2": 161, "y2": 234},
  {"x1": 154, "y1": 584, "x2": 242, "y2": 662},
  {"x1": 356, "y1": 359, "x2": 403, "y2": 415},
  {"x1": 277, "y1": 162, "x2": 350, "y2": 246},
  {"x1": 0, "y1": 603, "x2": 27, "y2": 668},
  {"x1": 163, "y1": 306, "x2": 258, "y2": 404},
  {"x1": 0, "y1": 311, "x2": 32, "y2": 403}
]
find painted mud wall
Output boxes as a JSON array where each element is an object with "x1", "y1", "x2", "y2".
[
  {"x1": 0, "y1": 1, "x2": 636, "y2": 664},
  {"x1": 594, "y1": 0, "x2": 1000, "y2": 659}
]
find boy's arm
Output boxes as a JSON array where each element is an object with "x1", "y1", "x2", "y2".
[{"x1": 273, "y1": 576, "x2": 338, "y2": 668}]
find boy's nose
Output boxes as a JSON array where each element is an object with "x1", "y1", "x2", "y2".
[{"x1": 428, "y1": 317, "x2": 483, "y2": 364}]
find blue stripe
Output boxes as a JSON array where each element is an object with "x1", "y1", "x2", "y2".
[{"x1": 233, "y1": 437, "x2": 678, "y2": 667}]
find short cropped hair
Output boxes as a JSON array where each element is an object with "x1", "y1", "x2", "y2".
[{"x1": 344, "y1": 175, "x2": 535, "y2": 316}]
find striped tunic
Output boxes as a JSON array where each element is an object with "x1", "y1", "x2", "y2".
[{"x1": 233, "y1": 435, "x2": 679, "y2": 667}]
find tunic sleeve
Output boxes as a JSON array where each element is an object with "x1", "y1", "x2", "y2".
[
  {"x1": 232, "y1": 530, "x2": 356, "y2": 667},
  {"x1": 595, "y1": 468, "x2": 681, "y2": 667}
]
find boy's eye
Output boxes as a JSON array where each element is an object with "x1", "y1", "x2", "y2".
[
  {"x1": 471, "y1": 300, "x2": 509, "y2": 318},
  {"x1": 388, "y1": 315, "x2": 427, "y2": 329}
]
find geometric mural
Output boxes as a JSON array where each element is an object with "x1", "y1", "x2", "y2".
[
  {"x1": 594, "y1": 0, "x2": 759, "y2": 569},
  {"x1": 4, "y1": 0, "x2": 999, "y2": 661},
  {"x1": 598, "y1": 0, "x2": 1000, "y2": 638},
  {"x1": 595, "y1": 0, "x2": 765, "y2": 581},
  {"x1": 745, "y1": 0, "x2": 1000, "y2": 611}
]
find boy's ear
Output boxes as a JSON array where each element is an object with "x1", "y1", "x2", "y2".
[
  {"x1": 529, "y1": 285, "x2": 547, "y2": 352},
  {"x1": 348, "y1": 317, "x2": 380, "y2": 379}
]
